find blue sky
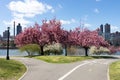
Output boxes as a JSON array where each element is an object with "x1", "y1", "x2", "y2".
[{"x1": 0, "y1": 0, "x2": 120, "y2": 36}]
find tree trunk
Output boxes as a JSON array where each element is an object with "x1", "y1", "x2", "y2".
[
  {"x1": 38, "y1": 50, "x2": 41, "y2": 56},
  {"x1": 84, "y1": 47, "x2": 89, "y2": 56},
  {"x1": 65, "y1": 45, "x2": 67, "y2": 56},
  {"x1": 40, "y1": 46, "x2": 44, "y2": 55},
  {"x1": 26, "y1": 50, "x2": 31, "y2": 56}
]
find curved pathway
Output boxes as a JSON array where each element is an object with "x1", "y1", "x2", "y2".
[{"x1": 12, "y1": 57, "x2": 119, "y2": 80}]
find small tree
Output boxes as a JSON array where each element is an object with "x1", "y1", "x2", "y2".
[
  {"x1": 90, "y1": 46, "x2": 110, "y2": 55},
  {"x1": 20, "y1": 44, "x2": 40, "y2": 56},
  {"x1": 44, "y1": 43, "x2": 63, "y2": 55}
]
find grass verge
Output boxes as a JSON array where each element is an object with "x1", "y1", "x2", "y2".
[
  {"x1": 0, "y1": 58, "x2": 26, "y2": 80},
  {"x1": 33, "y1": 56, "x2": 115, "y2": 63},
  {"x1": 109, "y1": 60, "x2": 120, "y2": 80}
]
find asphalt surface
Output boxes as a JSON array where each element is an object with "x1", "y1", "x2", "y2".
[
  {"x1": 12, "y1": 57, "x2": 119, "y2": 80},
  {"x1": 61, "y1": 59, "x2": 115, "y2": 80}
]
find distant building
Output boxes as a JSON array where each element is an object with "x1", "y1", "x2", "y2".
[
  {"x1": 16, "y1": 23, "x2": 22, "y2": 35},
  {"x1": 0, "y1": 35, "x2": 2, "y2": 40},
  {"x1": 98, "y1": 23, "x2": 120, "y2": 46},
  {"x1": 100, "y1": 24, "x2": 103, "y2": 33},
  {"x1": 110, "y1": 31, "x2": 120, "y2": 46},
  {"x1": 105, "y1": 23, "x2": 110, "y2": 33},
  {"x1": 3, "y1": 30, "x2": 10, "y2": 39},
  {"x1": 99, "y1": 24, "x2": 103, "y2": 36},
  {"x1": 104, "y1": 23, "x2": 111, "y2": 41}
]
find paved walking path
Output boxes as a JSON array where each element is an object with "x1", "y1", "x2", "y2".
[{"x1": 11, "y1": 57, "x2": 120, "y2": 80}]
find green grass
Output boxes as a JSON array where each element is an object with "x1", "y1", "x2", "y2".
[
  {"x1": 109, "y1": 60, "x2": 120, "y2": 80},
  {"x1": 33, "y1": 56, "x2": 115, "y2": 63},
  {"x1": 0, "y1": 58, "x2": 26, "y2": 80}
]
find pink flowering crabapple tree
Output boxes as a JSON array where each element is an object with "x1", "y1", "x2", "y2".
[
  {"x1": 15, "y1": 23, "x2": 49, "y2": 55},
  {"x1": 69, "y1": 28, "x2": 109, "y2": 56},
  {"x1": 15, "y1": 19, "x2": 109, "y2": 56},
  {"x1": 15, "y1": 19, "x2": 65, "y2": 55}
]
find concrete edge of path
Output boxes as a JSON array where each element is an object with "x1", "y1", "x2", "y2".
[
  {"x1": 107, "y1": 59, "x2": 120, "y2": 80},
  {"x1": 18, "y1": 59, "x2": 28, "y2": 80},
  {"x1": 107, "y1": 60, "x2": 115, "y2": 80},
  {"x1": 0, "y1": 56, "x2": 28, "y2": 80},
  {"x1": 107, "y1": 65, "x2": 110, "y2": 80}
]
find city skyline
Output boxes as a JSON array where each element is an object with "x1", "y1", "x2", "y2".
[{"x1": 0, "y1": 0, "x2": 120, "y2": 36}]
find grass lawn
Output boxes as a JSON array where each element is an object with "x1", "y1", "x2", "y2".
[
  {"x1": 33, "y1": 56, "x2": 115, "y2": 63},
  {"x1": 0, "y1": 58, "x2": 26, "y2": 80},
  {"x1": 109, "y1": 60, "x2": 120, "y2": 80}
]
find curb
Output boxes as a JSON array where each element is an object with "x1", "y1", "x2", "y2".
[
  {"x1": 18, "y1": 62, "x2": 28, "y2": 80},
  {"x1": 107, "y1": 64, "x2": 110, "y2": 80},
  {"x1": 15, "y1": 58, "x2": 28, "y2": 80}
]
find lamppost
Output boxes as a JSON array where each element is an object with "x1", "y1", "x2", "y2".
[{"x1": 6, "y1": 27, "x2": 10, "y2": 60}]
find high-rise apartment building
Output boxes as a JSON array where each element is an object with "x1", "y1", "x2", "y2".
[
  {"x1": 105, "y1": 23, "x2": 110, "y2": 33},
  {"x1": 104, "y1": 23, "x2": 111, "y2": 41},
  {"x1": 99, "y1": 23, "x2": 120, "y2": 46},
  {"x1": 99, "y1": 24, "x2": 103, "y2": 36},
  {"x1": 16, "y1": 23, "x2": 22, "y2": 35},
  {"x1": 100, "y1": 24, "x2": 103, "y2": 33}
]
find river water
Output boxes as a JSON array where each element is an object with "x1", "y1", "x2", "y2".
[
  {"x1": 0, "y1": 49, "x2": 119, "y2": 57},
  {"x1": 0, "y1": 49, "x2": 27, "y2": 56}
]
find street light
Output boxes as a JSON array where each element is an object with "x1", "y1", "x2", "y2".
[{"x1": 6, "y1": 27, "x2": 10, "y2": 60}]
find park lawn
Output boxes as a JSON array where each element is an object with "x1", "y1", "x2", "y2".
[
  {"x1": 0, "y1": 58, "x2": 26, "y2": 80},
  {"x1": 109, "y1": 60, "x2": 120, "y2": 80},
  {"x1": 34, "y1": 56, "x2": 93, "y2": 63},
  {"x1": 33, "y1": 56, "x2": 114, "y2": 63}
]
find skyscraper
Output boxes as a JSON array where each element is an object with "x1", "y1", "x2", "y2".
[
  {"x1": 104, "y1": 23, "x2": 111, "y2": 41},
  {"x1": 105, "y1": 23, "x2": 110, "y2": 33},
  {"x1": 16, "y1": 23, "x2": 22, "y2": 35},
  {"x1": 98, "y1": 24, "x2": 103, "y2": 36},
  {"x1": 100, "y1": 24, "x2": 103, "y2": 33}
]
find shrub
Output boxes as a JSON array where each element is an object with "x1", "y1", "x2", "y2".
[
  {"x1": 67, "y1": 46, "x2": 77, "y2": 55},
  {"x1": 44, "y1": 43, "x2": 63, "y2": 55},
  {"x1": 19, "y1": 44, "x2": 40, "y2": 56},
  {"x1": 90, "y1": 46, "x2": 110, "y2": 55}
]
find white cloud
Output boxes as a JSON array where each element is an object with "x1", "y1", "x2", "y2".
[
  {"x1": 4, "y1": 0, "x2": 55, "y2": 35},
  {"x1": 60, "y1": 20, "x2": 71, "y2": 25},
  {"x1": 3, "y1": 18, "x2": 31, "y2": 29},
  {"x1": 60, "y1": 19, "x2": 91, "y2": 28},
  {"x1": 94, "y1": 8, "x2": 100, "y2": 13},
  {"x1": 96, "y1": 0, "x2": 101, "y2": 2},
  {"x1": 60, "y1": 19, "x2": 76, "y2": 25},
  {"x1": 111, "y1": 25, "x2": 120, "y2": 32},
  {"x1": 84, "y1": 23, "x2": 92, "y2": 28},
  {"x1": 8, "y1": 0, "x2": 54, "y2": 18}
]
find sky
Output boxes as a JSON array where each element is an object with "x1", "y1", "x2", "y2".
[{"x1": 0, "y1": 0, "x2": 120, "y2": 36}]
